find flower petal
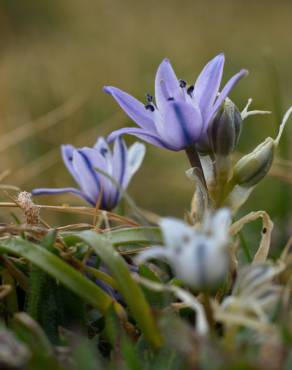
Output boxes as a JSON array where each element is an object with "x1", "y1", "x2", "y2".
[
  {"x1": 111, "y1": 137, "x2": 128, "y2": 208},
  {"x1": 207, "y1": 69, "x2": 248, "y2": 126},
  {"x1": 123, "y1": 142, "x2": 146, "y2": 188},
  {"x1": 193, "y1": 53, "x2": 225, "y2": 120},
  {"x1": 103, "y1": 86, "x2": 156, "y2": 132},
  {"x1": 108, "y1": 127, "x2": 169, "y2": 149},
  {"x1": 158, "y1": 101, "x2": 203, "y2": 150},
  {"x1": 160, "y1": 218, "x2": 196, "y2": 246},
  {"x1": 61, "y1": 145, "x2": 80, "y2": 184},
  {"x1": 72, "y1": 150, "x2": 100, "y2": 205},
  {"x1": 135, "y1": 247, "x2": 172, "y2": 265},
  {"x1": 155, "y1": 58, "x2": 182, "y2": 110},
  {"x1": 78, "y1": 147, "x2": 113, "y2": 209},
  {"x1": 32, "y1": 187, "x2": 92, "y2": 204}
]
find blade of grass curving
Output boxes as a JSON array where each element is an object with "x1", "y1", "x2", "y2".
[
  {"x1": 106, "y1": 226, "x2": 163, "y2": 246},
  {"x1": 0, "y1": 237, "x2": 117, "y2": 315},
  {"x1": 76, "y1": 230, "x2": 163, "y2": 349}
]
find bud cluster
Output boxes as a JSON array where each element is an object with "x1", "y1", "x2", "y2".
[{"x1": 191, "y1": 99, "x2": 291, "y2": 213}]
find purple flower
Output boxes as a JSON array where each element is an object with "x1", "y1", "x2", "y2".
[
  {"x1": 32, "y1": 137, "x2": 145, "y2": 210},
  {"x1": 104, "y1": 53, "x2": 248, "y2": 151}
]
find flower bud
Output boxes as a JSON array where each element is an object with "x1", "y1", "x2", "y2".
[
  {"x1": 209, "y1": 98, "x2": 242, "y2": 156},
  {"x1": 172, "y1": 237, "x2": 229, "y2": 291},
  {"x1": 196, "y1": 98, "x2": 242, "y2": 156},
  {"x1": 233, "y1": 138, "x2": 274, "y2": 187}
]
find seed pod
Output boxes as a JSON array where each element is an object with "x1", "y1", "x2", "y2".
[
  {"x1": 233, "y1": 138, "x2": 274, "y2": 187},
  {"x1": 209, "y1": 98, "x2": 242, "y2": 156}
]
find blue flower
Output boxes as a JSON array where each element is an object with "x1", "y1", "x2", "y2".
[
  {"x1": 104, "y1": 53, "x2": 248, "y2": 151},
  {"x1": 32, "y1": 137, "x2": 145, "y2": 210}
]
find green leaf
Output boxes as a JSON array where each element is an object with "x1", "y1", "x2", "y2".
[
  {"x1": 107, "y1": 226, "x2": 163, "y2": 246},
  {"x1": 12, "y1": 312, "x2": 61, "y2": 370},
  {"x1": 0, "y1": 237, "x2": 115, "y2": 315},
  {"x1": 76, "y1": 230, "x2": 163, "y2": 349}
]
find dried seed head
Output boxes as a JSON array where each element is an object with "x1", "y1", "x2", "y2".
[{"x1": 17, "y1": 191, "x2": 40, "y2": 226}]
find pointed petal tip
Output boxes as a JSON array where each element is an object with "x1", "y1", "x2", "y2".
[
  {"x1": 103, "y1": 86, "x2": 113, "y2": 94},
  {"x1": 241, "y1": 68, "x2": 249, "y2": 77},
  {"x1": 217, "y1": 52, "x2": 225, "y2": 58}
]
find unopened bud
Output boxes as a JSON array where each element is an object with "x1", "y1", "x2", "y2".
[
  {"x1": 173, "y1": 237, "x2": 229, "y2": 291},
  {"x1": 210, "y1": 98, "x2": 242, "y2": 156},
  {"x1": 233, "y1": 138, "x2": 274, "y2": 187},
  {"x1": 196, "y1": 98, "x2": 242, "y2": 155}
]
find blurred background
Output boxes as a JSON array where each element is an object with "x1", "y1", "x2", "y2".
[{"x1": 0, "y1": 0, "x2": 291, "y2": 252}]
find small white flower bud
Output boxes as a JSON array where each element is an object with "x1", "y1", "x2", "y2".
[
  {"x1": 171, "y1": 236, "x2": 229, "y2": 291},
  {"x1": 136, "y1": 209, "x2": 231, "y2": 291}
]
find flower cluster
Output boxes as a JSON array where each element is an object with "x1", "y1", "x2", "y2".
[
  {"x1": 33, "y1": 137, "x2": 145, "y2": 210},
  {"x1": 31, "y1": 52, "x2": 291, "y2": 292}
]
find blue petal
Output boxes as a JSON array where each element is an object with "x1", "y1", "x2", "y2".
[
  {"x1": 157, "y1": 101, "x2": 203, "y2": 150},
  {"x1": 155, "y1": 58, "x2": 182, "y2": 110},
  {"x1": 32, "y1": 187, "x2": 93, "y2": 205},
  {"x1": 207, "y1": 69, "x2": 248, "y2": 127},
  {"x1": 103, "y1": 86, "x2": 157, "y2": 132},
  {"x1": 108, "y1": 127, "x2": 170, "y2": 149},
  {"x1": 193, "y1": 53, "x2": 225, "y2": 121},
  {"x1": 111, "y1": 137, "x2": 128, "y2": 207},
  {"x1": 72, "y1": 150, "x2": 100, "y2": 205},
  {"x1": 61, "y1": 145, "x2": 80, "y2": 185}
]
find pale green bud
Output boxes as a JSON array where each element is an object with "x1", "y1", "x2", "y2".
[
  {"x1": 233, "y1": 105, "x2": 292, "y2": 187},
  {"x1": 233, "y1": 138, "x2": 274, "y2": 187}
]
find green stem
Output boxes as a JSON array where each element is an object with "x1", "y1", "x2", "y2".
[{"x1": 185, "y1": 145, "x2": 207, "y2": 189}]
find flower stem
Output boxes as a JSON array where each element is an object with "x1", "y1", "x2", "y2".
[{"x1": 185, "y1": 145, "x2": 207, "y2": 189}]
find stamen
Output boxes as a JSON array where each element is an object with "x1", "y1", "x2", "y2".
[
  {"x1": 187, "y1": 85, "x2": 194, "y2": 96},
  {"x1": 167, "y1": 97, "x2": 174, "y2": 101},
  {"x1": 145, "y1": 104, "x2": 155, "y2": 112},
  {"x1": 146, "y1": 93, "x2": 153, "y2": 102},
  {"x1": 100, "y1": 148, "x2": 108, "y2": 156},
  {"x1": 179, "y1": 79, "x2": 187, "y2": 88}
]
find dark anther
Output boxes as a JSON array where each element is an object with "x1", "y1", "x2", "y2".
[
  {"x1": 145, "y1": 104, "x2": 155, "y2": 112},
  {"x1": 179, "y1": 79, "x2": 187, "y2": 88},
  {"x1": 146, "y1": 93, "x2": 153, "y2": 102},
  {"x1": 262, "y1": 227, "x2": 267, "y2": 234},
  {"x1": 100, "y1": 148, "x2": 108, "y2": 156},
  {"x1": 167, "y1": 97, "x2": 174, "y2": 101},
  {"x1": 187, "y1": 85, "x2": 194, "y2": 96}
]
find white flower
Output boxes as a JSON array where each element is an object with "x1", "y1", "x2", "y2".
[{"x1": 136, "y1": 208, "x2": 231, "y2": 290}]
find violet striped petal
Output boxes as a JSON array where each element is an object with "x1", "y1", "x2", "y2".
[
  {"x1": 32, "y1": 187, "x2": 93, "y2": 204},
  {"x1": 158, "y1": 101, "x2": 203, "y2": 150},
  {"x1": 108, "y1": 127, "x2": 170, "y2": 149},
  {"x1": 78, "y1": 147, "x2": 113, "y2": 208},
  {"x1": 61, "y1": 145, "x2": 80, "y2": 185},
  {"x1": 207, "y1": 69, "x2": 248, "y2": 127},
  {"x1": 155, "y1": 58, "x2": 182, "y2": 110},
  {"x1": 94, "y1": 137, "x2": 112, "y2": 164},
  {"x1": 111, "y1": 137, "x2": 127, "y2": 207},
  {"x1": 72, "y1": 150, "x2": 100, "y2": 205},
  {"x1": 193, "y1": 53, "x2": 225, "y2": 120},
  {"x1": 103, "y1": 86, "x2": 157, "y2": 132}
]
